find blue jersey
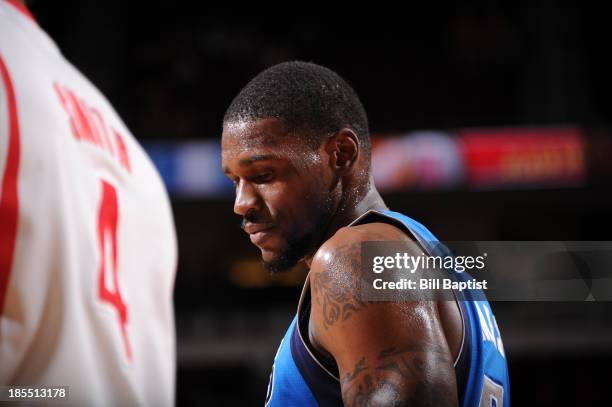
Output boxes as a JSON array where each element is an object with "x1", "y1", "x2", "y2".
[{"x1": 265, "y1": 209, "x2": 510, "y2": 407}]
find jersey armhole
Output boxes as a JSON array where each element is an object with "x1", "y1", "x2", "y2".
[
  {"x1": 0, "y1": 54, "x2": 21, "y2": 315},
  {"x1": 295, "y1": 276, "x2": 341, "y2": 382}
]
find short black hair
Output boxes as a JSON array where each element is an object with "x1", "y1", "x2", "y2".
[{"x1": 224, "y1": 61, "x2": 370, "y2": 158}]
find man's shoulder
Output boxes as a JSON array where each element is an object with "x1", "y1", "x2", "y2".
[
  {"x1": 312, "y1": 221, "x2": 412, "y2": 269},
  {"x1": 307, "y1": 219, "x2": 450, "y2": 355},
  {"x1": 307, "y1": 223, "x2": 403, "y2": 336}
]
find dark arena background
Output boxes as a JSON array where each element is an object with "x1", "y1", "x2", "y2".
[{"x1": 30, "y1": 2, "x2": 612, "y2": 405}]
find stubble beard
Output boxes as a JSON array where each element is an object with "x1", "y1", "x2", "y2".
[{"x1": 263, "y1": 194, "x2": 336, "y2": 274}]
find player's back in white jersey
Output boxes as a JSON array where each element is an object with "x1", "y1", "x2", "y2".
[{"x1": 0, "y1": 1, "x2": 178, "y2": 405}]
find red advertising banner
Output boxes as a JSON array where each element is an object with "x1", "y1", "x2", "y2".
[{"x1": 459, "y1": 127, "x2": 585, "y2": 189}]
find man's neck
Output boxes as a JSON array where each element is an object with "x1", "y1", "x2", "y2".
[{"x1": 304, "y1": 178, "x2": 387, "y2": 267}]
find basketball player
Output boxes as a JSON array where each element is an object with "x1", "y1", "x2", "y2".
[
  {"x1": 0, "y1": 1, "x2": 177, "y2": 405},
  {"x1": 221, "y1": 61, "x2": 510, "y2": 406}
]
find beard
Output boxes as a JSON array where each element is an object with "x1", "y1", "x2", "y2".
[
  {"x1": 262, "y1": 232, "x2": 312, "y2": 274},
  {"x1": 263, "y1": 193, "x2": 337, "y2": 274}
]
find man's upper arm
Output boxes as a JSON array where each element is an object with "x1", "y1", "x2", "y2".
[{"x1": 309, "y1": 227, "x2": 459, "y2": 406}]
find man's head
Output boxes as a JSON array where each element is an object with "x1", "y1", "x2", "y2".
[{"x1": 221, "y1": 61, "x2": 370, "y2": 273}]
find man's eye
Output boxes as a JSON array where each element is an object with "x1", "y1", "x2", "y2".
[{"x1": 252, "y1": 173, "x2": 273, "y2": 183}]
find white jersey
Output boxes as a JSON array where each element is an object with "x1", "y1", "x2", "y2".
[{"x1": 0, "y1": 1, "x2": 178, "y2": 406}]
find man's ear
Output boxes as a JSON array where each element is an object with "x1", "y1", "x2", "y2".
[{"x1": 324, "y1": 128, "x2": 359, "y2": 173}]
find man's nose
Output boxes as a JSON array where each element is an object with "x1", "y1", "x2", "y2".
[{"x1": 233, "y1": 181, "x2": 260, "y2": 216}]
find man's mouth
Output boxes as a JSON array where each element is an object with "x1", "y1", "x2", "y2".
[{"x1": 243, "y1": 223, "x2": 275, "y2": 245}]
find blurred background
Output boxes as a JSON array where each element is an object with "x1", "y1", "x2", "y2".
[{"x1": 29, "y1": 1, "x2": 612, "y2": 405}]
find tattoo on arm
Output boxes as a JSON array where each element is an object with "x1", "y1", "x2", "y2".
[
  {"x1": 340, "y1": 344, "x2": 455, "y2": 407},
  {"x1": 343, "y1": 357, "x2": 368, "y2": 383},
  {"x1": 311, "y1": 242, "x2": 369, "y2": 329}
]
